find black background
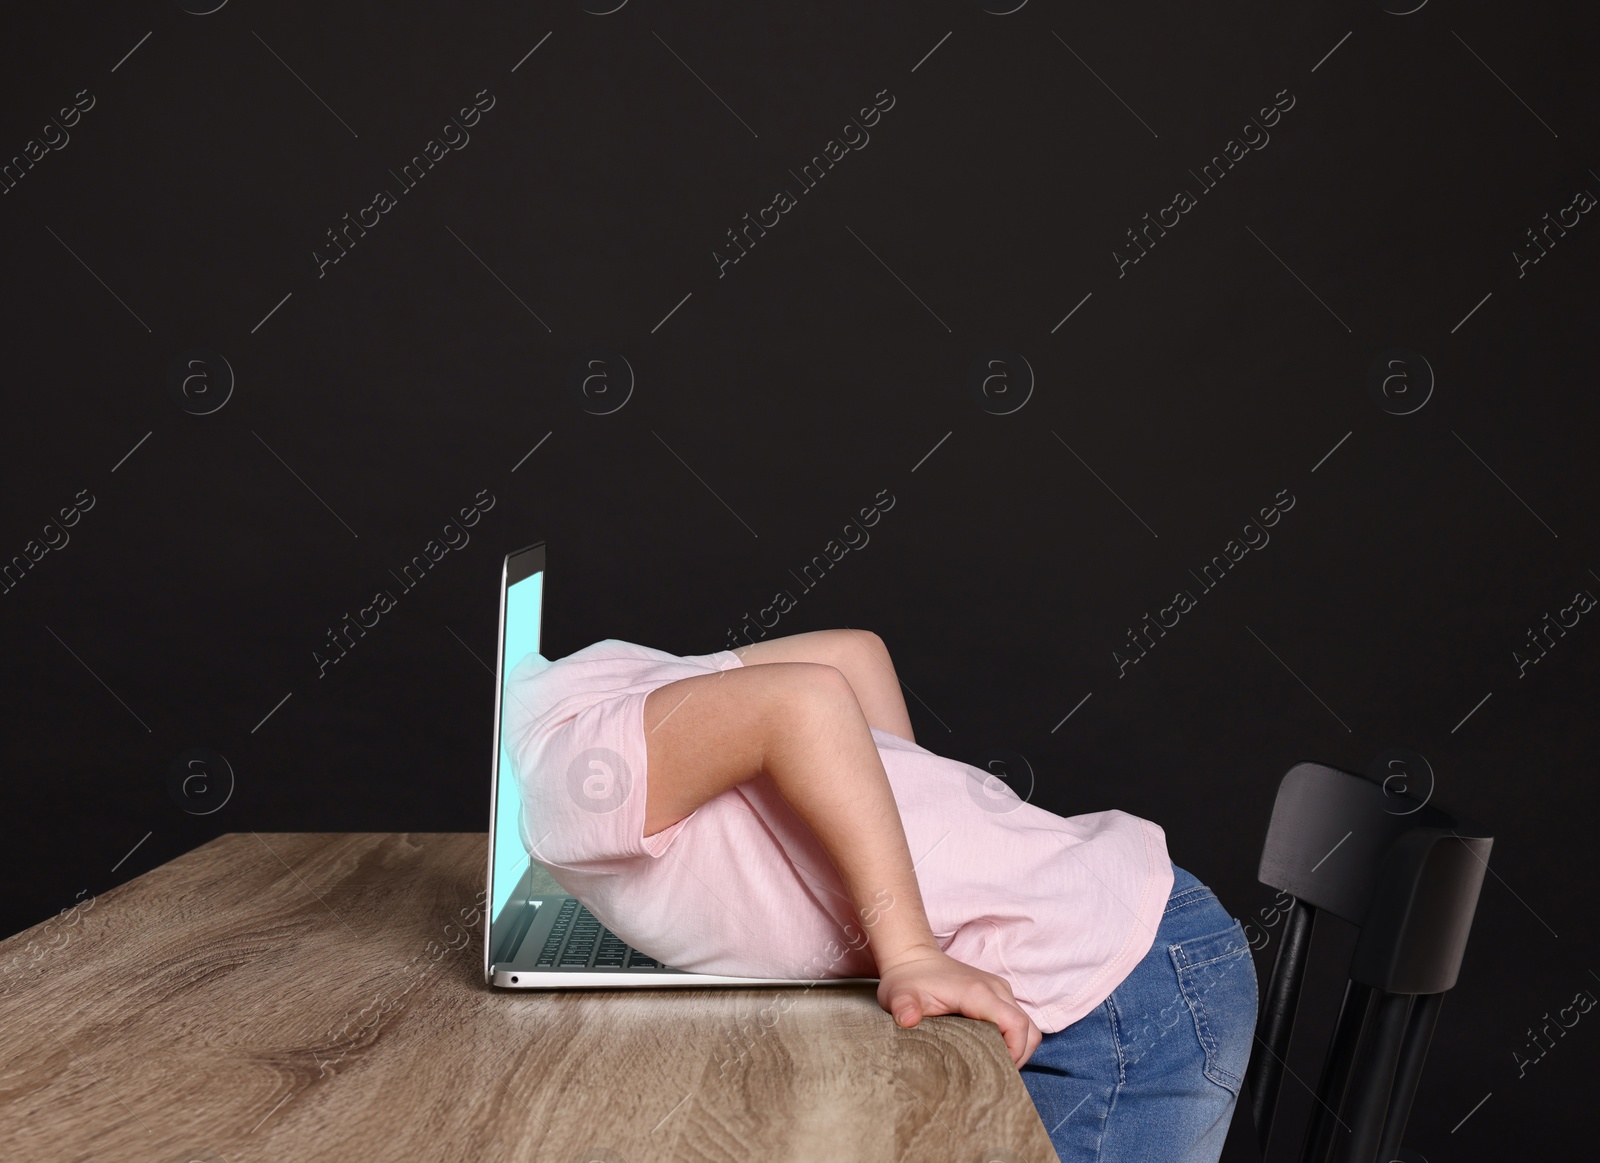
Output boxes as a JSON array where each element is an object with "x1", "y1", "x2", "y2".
[{"x1": 2, "y1": 1, "x2": 1596, "y2": 1158}]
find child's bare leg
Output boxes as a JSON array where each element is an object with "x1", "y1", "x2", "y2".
[{"x1": 731, "y1": 628, "x2": 915, "y2": 743}]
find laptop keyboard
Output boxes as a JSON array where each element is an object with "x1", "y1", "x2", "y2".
[{"x1": 534, "y1": 898, "x2": 666, "y2": 970}]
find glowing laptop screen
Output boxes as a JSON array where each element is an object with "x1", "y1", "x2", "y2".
[{"x1": 492, "y1": 564, "x2": 547, "y2": 922}]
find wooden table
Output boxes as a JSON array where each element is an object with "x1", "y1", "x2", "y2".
[{"x1": 0, "y1": 833, "x2": 1059, "y2": 1162}]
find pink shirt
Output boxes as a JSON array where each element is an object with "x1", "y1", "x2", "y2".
[{"x1": 504, "y1": 639, "x2": 1173, "y2": 1033}]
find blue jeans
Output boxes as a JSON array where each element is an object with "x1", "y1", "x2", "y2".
[{"x1": 1020, "y1": 865, "x2": 1258, "y2": 1162}]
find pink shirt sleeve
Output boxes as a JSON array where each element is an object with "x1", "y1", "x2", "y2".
[{"x1": 505, "y1": 641, "x2": 739, "y2": 867}]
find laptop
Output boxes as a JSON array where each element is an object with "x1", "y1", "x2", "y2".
[{"x1": 484, "y1": 542, "x2": 879, "y2": 989}]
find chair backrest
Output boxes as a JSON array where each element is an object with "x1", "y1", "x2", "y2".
[
  {"x1": 1248, "y1": 761, "x2": 1494, "y2": 1162},
  {"x1": 1261, "y1": 763, "x2": 1431, "y2": 917},
  {"x1": 1351, "y1": 825, "x2": 1491, "y2": 995}
]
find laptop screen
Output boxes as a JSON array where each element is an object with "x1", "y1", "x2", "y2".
[{"x1": 490, "y1": 545, "x2": 548, "y2": 930}]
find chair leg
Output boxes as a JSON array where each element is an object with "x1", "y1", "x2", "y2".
[
  {"x1": 1301, "y1": 980, "x2": 1372, "y2": 1163},
  {"x1": 1376, "y1": 993, "x2": 1444, "y2": 1162},
  {"x1": 1332, "y1": 990, "x2": 1412, "y2": 1163},
  {"x1": 1249, "y1": 900, "x2": 1315, "y2": 1154}
]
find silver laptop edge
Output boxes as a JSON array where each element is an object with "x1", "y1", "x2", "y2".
[{"x1": 484, "y1": 542, "x2": 876, "y2": 989}]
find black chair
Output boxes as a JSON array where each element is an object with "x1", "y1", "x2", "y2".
[{"x1": 1244, "y1": 761, "x2": 1493, "y2": 1163}]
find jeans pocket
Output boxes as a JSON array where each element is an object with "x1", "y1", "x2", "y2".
[{"x1": 1170, "y1": 919, "x2": 1258, "y2": 1095}]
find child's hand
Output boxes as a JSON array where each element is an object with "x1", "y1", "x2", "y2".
[{"x1": 876, "y1": 946, "x2": 1042, "y2": 1068}]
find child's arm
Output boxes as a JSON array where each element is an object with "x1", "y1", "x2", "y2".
[
  {"x1": 642, "y1": 661, "x2": 1042, "y2": 1068},
  {"x1": 732, "y1": 629, "x2": 917, "y2": 744}
]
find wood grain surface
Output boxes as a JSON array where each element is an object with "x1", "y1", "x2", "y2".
[{"x1": 0, "y1": 833, "x2": 1058, "y2": 1162}]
